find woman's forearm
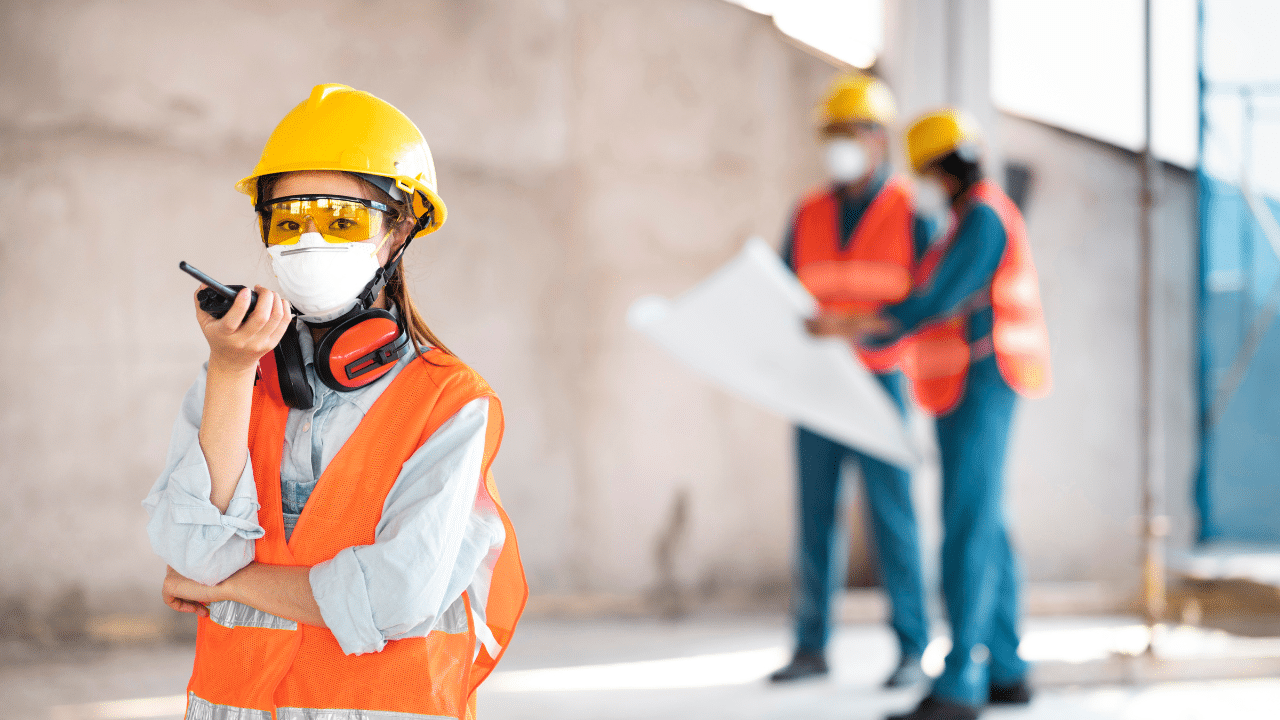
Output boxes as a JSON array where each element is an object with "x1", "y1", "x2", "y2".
[
  {"x1": 225, "y1": 562, "x2": 327, "y2": 628},
  {"x1": 199, "y1": 362, "x2": 258, "y2": 513},
  {"x1": 192, "y1": 286, "x2": 292, "y2": 514}
]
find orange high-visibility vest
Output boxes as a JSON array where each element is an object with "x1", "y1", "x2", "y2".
[
  {"x1": 902, "y1": 180, "x2": 1052, "y2": 415},
  {"x1": 186, "y1": 349, "x2": 527, "y2": 720},
  {"x1": 791, "y1": 177, "x2": 916, "y2": 372}
]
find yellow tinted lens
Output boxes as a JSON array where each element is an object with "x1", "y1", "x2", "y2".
[{"x1": 262, "y1": 198, "x2": 387, "y2": 246}]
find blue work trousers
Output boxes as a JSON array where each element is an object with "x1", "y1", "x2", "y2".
[
  {"x1": 792, "y1": 371, "x2": 929, "y2": 660},
  {"x1": 931, "y1": 355, "x2": 1029, "y2": 705}
]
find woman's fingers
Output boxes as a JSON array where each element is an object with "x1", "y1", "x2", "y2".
[
  {"x1": 245, "y1": 290, "x2": 292, "y2": 350},
  {"x1": 196, "y1": 285, "x2": 294, "y2": 370},
  {"x1": 165, "y1": 595, "x2": 210, "y2": 616},
  {"x1": 266, "y1": 294, "x2": 293, "y2": 345},
  {"x1": 163, "y1": 567, "x2": 211, "y2": 617},
  {"x1": 236, "y1": 287, "x2": 274, "y2": 336},
  {"x1": 221, "y1": 287, "x2": 255, "y2": 328}
]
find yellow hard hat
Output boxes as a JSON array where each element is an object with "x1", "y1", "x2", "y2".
[
  {"x1": 905, "y1": 108, "x2": 982, "y2": 173},
  {"x1": 236, "y1": 84, "x2": 447, "y2": 237},
  {"x1": 819, "y1": 73, "x2": 896, "y2": 128}
]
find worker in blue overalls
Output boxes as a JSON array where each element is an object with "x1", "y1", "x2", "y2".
[
  {"x1": 769, "y1": 73, "x2": 933, "y2": 689},
  {"x1": 861, "y1": 110, "x2": 1053, "y2": 720}
]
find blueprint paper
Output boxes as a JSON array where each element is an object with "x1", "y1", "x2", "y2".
[{"x1": 628, "y1": 237, "x2": 919, "y2": 469}]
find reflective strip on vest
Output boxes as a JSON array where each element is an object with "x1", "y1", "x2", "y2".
[
  {"x1": 187, "y1": 692, "x2": 271, "y2": 720},
  {"x1": 276, "y1": 708, "x2": 455, "y2": 719},
  {"x1": 439, "y1": 595, "x2": 470, "y2": 635},
  {"x1": 208, "y1": 600, "x2": 298, "y2": 631},
  {"x1": 796, "y1": 260, "x2": 912, "y2": 305},
  {"x1": 791, "y1": 179, "x2": 916, "y2": 372}
]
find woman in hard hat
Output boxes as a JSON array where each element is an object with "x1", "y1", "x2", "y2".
[
  {"x1": 770, "y1": 72, "x2": 933, "y2": 690},
  {"x1": 143, "y1": 84, "x2": 526, "y2": 720},
  {"x1": 860, "y1": 109, "x2": 1050, "y2": 720}
]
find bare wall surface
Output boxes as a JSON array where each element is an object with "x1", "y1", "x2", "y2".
[
  {"x1": 0, "y1": 0, "x2": 831, "y2": 624},
  {"x1": 0, "y1": 0, "x2": 1200, "y2": 628},
  {"x1": 999, "y1": 114, "x2": 1199, "y2": 586}
]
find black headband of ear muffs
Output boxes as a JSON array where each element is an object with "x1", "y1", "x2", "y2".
[{"x1": 274, "y1": 320, "x2": 314, "y2": 410}]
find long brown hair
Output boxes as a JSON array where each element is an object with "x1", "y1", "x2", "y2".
[{"x1": 257, "y1": 172, "x2": 453, "y2": 357}]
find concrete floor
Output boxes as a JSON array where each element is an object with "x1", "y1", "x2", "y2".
[{"x1": 4, "y1": 614, "x2": 1279, "y2": 720}]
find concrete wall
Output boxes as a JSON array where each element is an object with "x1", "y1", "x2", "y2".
[
  {"x1": 0, "y1": 0, "x2": 834, "y2": 628},
  {"x1": 998, "y1": 114, "x2": 1200, "y2": 586},
  {"x1": 0, "y1": 0, "x2": 1202, "y2": 632}
]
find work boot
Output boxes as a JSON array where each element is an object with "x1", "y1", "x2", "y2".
[
  {"x1": 988, "y1": 679, "x2": 1032, "y2": 705},
  {"x1": 882, "y1": 655, "x2": 927, "y2": 688},
  {"x1": 886, "y1": 695, "x2": 980, "y2": 720},
  {"x1": 768, "y1": 649, "x2": 828, "y2": 683}
]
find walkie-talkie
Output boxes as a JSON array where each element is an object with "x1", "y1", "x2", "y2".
[
  {"x1": 179, "y1": 261, "x2": 258, "y2": 319},
  {"x1": 178, "y1": 260, "x2": 314, "y2": 410}
]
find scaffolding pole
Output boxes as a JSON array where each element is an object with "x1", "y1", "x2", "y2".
[{"x1": 1139, "y1": 0, "x2": 1168, "y2": 650}]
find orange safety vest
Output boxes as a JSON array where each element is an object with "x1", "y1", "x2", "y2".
[
  {"x1": 902, "y1": 180, "x2": 1052, "y2": 415},
  {"x1": 791, "y1": 177, "x2": 916, "y2": 372},
  {"x1": 186, "y1": 349, "x2": 527, "y2": 720}
]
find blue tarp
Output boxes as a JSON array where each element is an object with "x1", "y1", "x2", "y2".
[{"x1": 1197, "y1": 174, "x2": 1280, "y2": 542}]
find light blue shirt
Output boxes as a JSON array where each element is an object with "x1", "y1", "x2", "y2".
[{"x1": 143, "y1": 318, "x2": 505, "y2": 657}]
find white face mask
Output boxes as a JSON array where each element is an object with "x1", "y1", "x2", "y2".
[
  {"x1": 267, "y1": 232, "x2": 383, "y2": 322},
  {"x1": 823, "y1": 138, "x2": 870, "y2": 183},
  {"x1": 914, "y1": 176, "x2": 951, "y2": 218}
]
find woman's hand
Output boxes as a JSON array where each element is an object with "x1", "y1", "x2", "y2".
[
  {"x1": 805, "y1": 311, "x2": 892, "y2": 341},
  {"x1": 195, "y1": 286, "x2": 291, "y2": 374},
  {"x1": 163, "y1": 565, "x2": 221, "y2": 617},
  {"x1": 161, "y1": 563, "x2": 327, "y2": 628}
]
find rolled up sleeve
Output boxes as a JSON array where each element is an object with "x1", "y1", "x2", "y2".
[
  {"x1": 142, "y1": 369, "x2": 262, "y2": 585},
  {"x1": 310, "y1": 397, "x2": 501, "y2": 656}
]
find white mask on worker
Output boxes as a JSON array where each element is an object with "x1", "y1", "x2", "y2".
[
  {"x1": 267, "y1": 232, "x2": 382, "y2": 322},
  {"x1": 823, "y1": 138, "x2": 870, "y2": 183},
  {"x1": 914, "y1": 176, "x2": 951, "y2": 218}
]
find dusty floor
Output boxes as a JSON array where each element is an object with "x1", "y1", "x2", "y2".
[{"x1": 3, "y1": 614, "x2": 1279, "y2": 720}]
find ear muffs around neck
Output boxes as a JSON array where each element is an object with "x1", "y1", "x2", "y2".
[
  {"x1": 274, "y1": 320, "x2": 314, "y2": 410},
  {"x1": 314, "y1": 309, "x2": 410, "y2": 392}
]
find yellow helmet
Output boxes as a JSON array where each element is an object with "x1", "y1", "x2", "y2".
[
  {"x1": 236, "y1": 84, "x2": 447, "y2": 237},
  {"x1": 905, "y1": 108, "x2": 982, "y2": 173},
  {"x1": 819, "y1": 73, "x2": 896, "y2": 128}
]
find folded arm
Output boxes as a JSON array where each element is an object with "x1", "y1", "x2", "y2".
[
  {"x1": 161, "y1": 398, "x2": 504, "y2": 656},
  {"x1": 143, "y1": 370, "x2": 264, "y2": 585}
]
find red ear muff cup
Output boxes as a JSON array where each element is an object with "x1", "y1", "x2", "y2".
[{"x1": 315, "y1": 309, "x2": 410, "y2": 392}]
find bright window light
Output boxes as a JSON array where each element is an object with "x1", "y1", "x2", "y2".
[
  {"x1": 725, "y1": 0, "x2": 883, "y2": 69},
  {"x1": 990, "y1": 0, "x2": 1199, "y2": 166}
]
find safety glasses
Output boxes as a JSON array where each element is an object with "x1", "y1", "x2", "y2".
[{"x1": 255, "y1": 194, "x2": 394, "y2": 246}]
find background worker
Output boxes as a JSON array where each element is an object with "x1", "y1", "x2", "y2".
[
  {"x1": 858, "y1": 109, "x2": 1051, "y2": 720},
  {"x1": 770, "y1": 73, "x2": 933, "y2": 689}
]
